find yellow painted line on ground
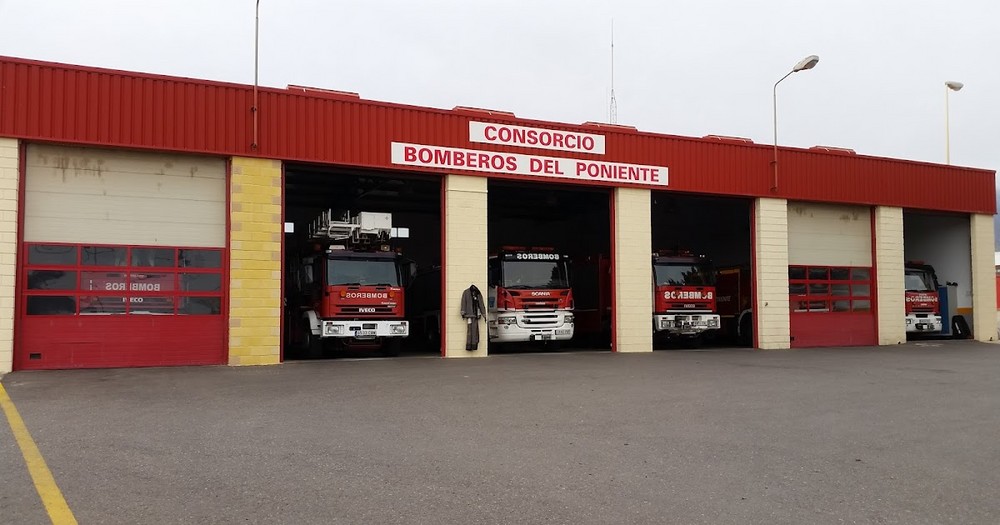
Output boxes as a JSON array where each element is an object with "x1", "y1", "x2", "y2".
[{"x1": 0, "y1": 383, "x2": 78, "y2": 525}]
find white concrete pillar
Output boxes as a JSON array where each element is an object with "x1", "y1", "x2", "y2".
[
  {"x1": 443, "y1": 175, "x2": 488, "y2": 357},
  {"x1": 875, "y1": 206, "x2": 906, "y2": 345},
  {"x1": 754, "y1": 198, "x2": 790, "y2": 349},
  {"x1": 970, "y1": 213, "x2": 997, "y2": 342},
  {"x1": 0, "y1": 138, "x2": 17, "y2": 375},
  {"x1": 613, "y1": 187, "x2": 653, "y2": 353}
]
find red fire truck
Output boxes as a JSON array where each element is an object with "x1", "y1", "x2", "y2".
[
  {"x1": 715, "y1": 265, "x2": 753, "y2": 345},
  {"x1": 652, "y1": 251, "x2": 720, "y2": 342},
  {"x1": 487, "y1": 247, "x2": 574, "y2": 343},
  {"x1": 905, "y1": 261, "x2": 943, "y2": 334},
  {"x1": 290, "y1": 211, "x2": 409, "y2": 356}
]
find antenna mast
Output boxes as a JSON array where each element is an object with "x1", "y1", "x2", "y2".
[{"x1": 609, "y1": 20, "x2": 618, "y2": 124}]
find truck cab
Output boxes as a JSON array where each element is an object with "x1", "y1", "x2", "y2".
[
  {"x1": 487, "y1": 248, "x2": 574, "y2": 343},
  {"x1": 652, "y1": 252, "x2": 721, "y2": 339},
  {"x1": 294, "y1": 211, "x2": 409, "y2": 356},
  {"x1": 905, "y1": 262, "x2": 943, "y2": 334}
]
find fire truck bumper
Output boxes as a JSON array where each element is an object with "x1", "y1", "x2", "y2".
[
  {"x1": 905, "y1": 314, "x2": 942, "y2": 333},
  {"x1": 320, "y1": 320, "x2": 409, "y2": 339},
  {"x1": 488, "y1": 311, "x2": 574, "y2": 343},
  {"x1": 654, "y1": 314, "x2": 720, "y2": 335}
]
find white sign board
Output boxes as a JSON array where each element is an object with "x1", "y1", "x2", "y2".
[
  {"x1": 469, "y1": 122, "x2": 606, "y2": 155},
  {"x1": 391, "y1": 142, "x2": 667, "y2": 186}
]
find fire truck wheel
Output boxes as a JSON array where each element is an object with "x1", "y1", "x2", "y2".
[
  {"x1": 738, "y1": 315, "x2": 754, "y2": 347},
  {"x1": 951, "y1": 316, "x2": 971, "y2": 339},
  {"x1": 424, "y1": 324, "x2": 441, "y2": 352},
  {"x1": 302, "y1": 329, "x2": 322, "y2": 358},
  {"x1": 382, "y1": 339, "x2": 401, "y2": 357}
]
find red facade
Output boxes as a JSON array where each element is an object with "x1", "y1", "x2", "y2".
[{"x1": 0, "y1": 55, "x2": 994, "y2": 214}]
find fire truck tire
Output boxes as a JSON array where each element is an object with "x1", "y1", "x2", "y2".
[
  {"x1": 951, "y1": 315, "x2": 971, "y2": 339},
  {"x1": 302, "y1": 329, "x2": 322, "y2": 358},
  {"x1": 424, "y1": 321, "x2": 441, "y2": 352},
  {"x1": 738, "y1": 314, "x2": 754, "y2": 347}
]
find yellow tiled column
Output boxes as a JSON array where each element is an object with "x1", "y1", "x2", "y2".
[
  {"x1": 755, "y1": 198, "x2": 790, "y2": 349},
  {"x1": 970, "y1": 213, "x2": 997, "y2": 342},
  {"x1": 0, "y1": 138, "x2": 17, "y2": 374},
  {"x1": 443, "y1": 174, "x2": 488, "y2": 357},
  {"x1": 229, "y1": 157, "x2": 283, "y2": 365},
  {"x1": 613, "y1": 187, "x2": 653, "y2": 353},
  {"x1": 875, "y1": 206, "x2": 906, "y2": 345}
]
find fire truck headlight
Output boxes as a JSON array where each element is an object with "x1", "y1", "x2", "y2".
[
  {"x1": 498, "y1": 316, "x2": 516, "y2": 325},
  {"x1": 564, "y1": 314, "x2": 574, "y2": 324},
  {"x1": 325, "y1": 324, "x2": 344, "y2": 335},
  {"x1": 390, "y1": 324, "x2": 407, "y2": 335},
  {"x1": 708, "y1": 318, "x2": 719, "y2": 328}
]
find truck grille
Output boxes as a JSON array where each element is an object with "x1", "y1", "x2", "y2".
[
  {"x1": 666, "y1": 303, "x2": 712, "y2": 311},
  {"x1": 522, "y1": 298, "x2": 563, "y2": 310},
  {"x1": 522, "y1": 312, "x2": 560, "y2": 327},
  {"x1": 338, "y1": 306, "x2": 395, "y2": 316}
]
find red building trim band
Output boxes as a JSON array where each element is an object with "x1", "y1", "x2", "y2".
[{"x1": 0, "y1": 55, "x2": 994, "y2": 214}]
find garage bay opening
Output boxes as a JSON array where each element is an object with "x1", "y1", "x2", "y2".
[
  {"x1": 486, "y1": 181, "x2": 612, "y2": 353},
  {"x1": 283, "y1": 165, "x2": 441, "y2": 359},
  {"x1": 903, "y1": 211, "x2": 973, "y2": 340},
  {"x1": 651, "y1": 193, "x2": 752, "y2": 348}
]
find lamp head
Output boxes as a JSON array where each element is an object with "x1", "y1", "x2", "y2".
[
  {"x1": 945, "y1": 81, "x2": 964, "y2": 91},
  {"x1": 792, "y1": 55, "x2": 820, "y2": 72}
]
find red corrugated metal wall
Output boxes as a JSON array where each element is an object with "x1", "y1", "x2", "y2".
[{"x1": 0, "y1": 56, "x2": 995, "y2": 214}]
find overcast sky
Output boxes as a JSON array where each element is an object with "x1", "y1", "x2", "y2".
[{"x1": 1, "y1": 0, "x2": 997, "y2": 174}]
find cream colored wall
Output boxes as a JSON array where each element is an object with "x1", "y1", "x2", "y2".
[
  {"x1": 755, "y1": 198, "x2": 790, "y2": 349},
  {"x1": 24, "y1": 144, "x2": 225, "y2": 247},
  {"x1": 970, "y1": 213, "x2": 997, "y2": 342},
  {"x1": 0, "y1": 138, "x2": 17, "y2": 374},
  {"x1": 229, "y1": 157, "x2": 283, "y2": 366},
  {"x1": 875, "y1": 207, "x2": 905, "y2": 345},
  {"x1": 787, "y1": 203, "x2": 872, "y2": 267},
  {"x1": 443, "y1": 174, "x2": 488, "y2": 357},
  {"x1": 613, "y1": 187, "x2": 652, "y2": 353}
]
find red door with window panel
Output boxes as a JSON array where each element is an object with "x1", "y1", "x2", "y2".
[
  {"x1": 789, "y1": 266, "x2": 876, "y2": 347},
  {"x1": 17, "y1": 244, "x2": 227, "y2": 370}
]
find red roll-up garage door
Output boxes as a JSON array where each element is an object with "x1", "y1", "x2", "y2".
[
  {"x1": 787, "y1": 202, "x2": 876, "y2": 347},
  {"x1": 15, "y1": 145, "x2": 227, "y2": 369}
]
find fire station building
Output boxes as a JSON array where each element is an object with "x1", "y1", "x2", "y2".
[{"x1": 0, "y1": 56, "x2": 995, "y2": 372}]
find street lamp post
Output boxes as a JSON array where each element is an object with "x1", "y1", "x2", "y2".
[
  {"x1": 252, "y1": 0, "x2": 261, "y2": 150},
  {"x1": 944, "y1": 80, "x2": 963, "y2": 164},
  {"x1": 772, "y1": 54, "x2": 820, "y2": 190}
]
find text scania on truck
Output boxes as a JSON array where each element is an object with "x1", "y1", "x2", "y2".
[
  {"x1": 905, "y1": 261, "x2": 943, "y2": 334},
  {"x1": 652, "y1": 251, "x2": 721, "y2": 342},
  {"x1": 288, "y1": 211, "x2": 409, "y2": 356},
  {"x1": 487, "y1": 247, "x2": 574, "y2": 343}
]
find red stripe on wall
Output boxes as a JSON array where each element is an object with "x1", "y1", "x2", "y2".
[{"x1": 0, "y1": 56, "x2": 994, "y2": 214}]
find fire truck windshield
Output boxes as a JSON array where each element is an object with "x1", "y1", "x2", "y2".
[
  {"x1": 905, "y1": 270, "x2": 935, "y2": 292},
  {"x1": 654, "y1": 262, "x2": 715, "y2": 286},
  {"x1": 327, "y1": 258, "x2": 399, "y2": 286},
  {"x1": 501, "y1": 261, "x2": 569, "y2": 289}
]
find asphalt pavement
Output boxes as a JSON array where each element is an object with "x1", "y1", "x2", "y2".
[{"x1": 2, "y1": 341, "x2": 1000, "y2": 524}]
